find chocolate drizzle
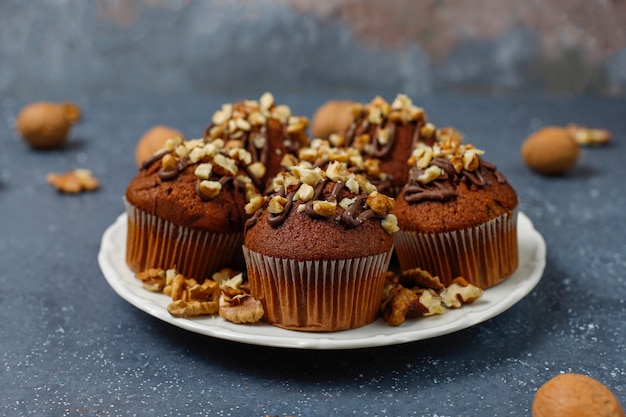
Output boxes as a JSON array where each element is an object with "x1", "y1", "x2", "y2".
[
  {"x1": 250, "y1": 177, "x2": 387, "y2": 230},
  {"x1": 403, "y1": 157, "x2": 508, "y2": 203},
  {"x1": 143, "y1": 148, "x2": 251, "y2": 205},
  {"x1": 157, "y1": 156, "x2": 190, "y2": 181},
  {"x1": 344, "y1": 116, "x2": 427, "y2": 159}
]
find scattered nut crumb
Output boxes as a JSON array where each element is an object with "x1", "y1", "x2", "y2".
[
  {"x1": 381, "y1": 268, "x2": 483, "y2": 326},
  {"x1": 566, "y1": 123, "x2": 612, "y2": 146},
  {"x1": 135, "y1": 268, "x2": 264, "y2": 324},
  {"x1": 47, "y1": 169, "x2": 100, "y2": 194}
]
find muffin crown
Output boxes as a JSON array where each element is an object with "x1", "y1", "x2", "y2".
[
  {"x1": 202, "y1": 92, "x2": 309, "y2": 187},
  {"x1": 246, "y1": 161, "x2": 399, "y2": 235},
  {"x1": 139, "y1": 136, "x2": 264, "y2": 215},
  {"x1": 342, "y1": 94, "x2": 432, "y2": 158},
  {"x1": 403, "y1": 135, "x2": 509, "y2": 203}
]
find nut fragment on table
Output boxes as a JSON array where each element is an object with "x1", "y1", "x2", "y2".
[
  {"x1": 381, "y1": 268, "x2": 483, "y2": 326},
  {"x1": 218, "y1": 274, "x2": 264, "y2": 324},
  {"x1": 47, "y1": 169, "x2": 100, "y2": 193},
  {"x1": 135, "y1": 268, "x2": 263, "y2": 324},
  {"x1": 440, "y1": 277, "x2": 484, "y2": 308},
  {"x1": 566, "y1": 123, "x2": 612, "y2": 146}
]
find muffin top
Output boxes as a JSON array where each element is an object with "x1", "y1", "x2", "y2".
[
  {"x1": 203, "y1": 92, "x2": 309, "y2": 190},
  {"x1": 393, "y1": 136, "x2": 518, "y2": 233},
  {"x1": 338, "y1": 94, "x2": 445, "y2": 193},
  {"x1": 125, "y1": 136, "x2": 264, "y2": 233},
  {"x1": 244, "y1": 161, "x2": 399, "y2": 260},
  {"x1": 294, "y1": 138, "x2": 393, "y2": 196}
]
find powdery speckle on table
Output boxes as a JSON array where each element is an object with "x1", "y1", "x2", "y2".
[{"x1": 1, "y1": 94, "x2": 625, "y2": 416}]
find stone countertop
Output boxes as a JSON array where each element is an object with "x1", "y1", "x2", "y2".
[{"x1": 1, "y1": 94, "x2": 625, "y2": 416}]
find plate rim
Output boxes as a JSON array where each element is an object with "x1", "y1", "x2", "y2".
[{"x1": 98, "y1": 211, "x2": 546, "y2": 350}]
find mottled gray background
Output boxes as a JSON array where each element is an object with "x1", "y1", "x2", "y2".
[{"x1": 2, "y1": 0, "x2": 625, "y2": 98}]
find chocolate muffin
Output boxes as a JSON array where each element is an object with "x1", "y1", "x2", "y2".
[
  {"x1": 125, "y1": 136, "x2": 264, "y2": 281},
  {"x1": 203, "y1": 92, "x2": 309, "y2": 192},
  {"x1": 243, "y1": 161, "x2": 399, "y2": 332},
  {"x1": 392, "y1": 138, "x2": 519, "y2": 289}
]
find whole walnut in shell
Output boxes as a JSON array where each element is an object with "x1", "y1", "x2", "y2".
[
  {"x1": 521, "y1": 126, "x2": 579, "y2": 175},
  {"x1": 135, "y1": 125, "x2": 185, "y2": 166},
  {"x1": 15, "y1": 101, "x2": 81, "y2": 150},
  {"x1": 533, "y1": 373, "x2": 625, "y2": 417},
  {"x1": 311, "y1": 100, "x2": 357, "y2": 140}
]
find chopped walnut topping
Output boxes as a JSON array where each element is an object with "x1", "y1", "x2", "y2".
[
  {"x1": 293, "y1": 183, "x2": 315, "y2": 202},
  {"x1": 198, "y1": 180, "x2": 222, "y2": 199},
  {"x1": 268, "y1": 195, "x2": 289, "y2": 214},
  {"x1": 417, "y1": 165, "x2": 443, "y2": 184},
  {"x1": 291, "y1": 165, "x2": 323, "y2": 186},
  {"x1": 194, "y1": 163, "x2": 213, "y2": 180},
  {"x1": 259, "y1": 92, "x2": 274, "y2": 111},
  {"x1": 312, "y1": 200, "x2": 337, "y2": 217},
  {"x1": 345, "y1": 174, "x2": 360, "y2": 194},
  {"x1": 161, "y1": 153, "x2": 177, "y2": 171},
  {"x1": 47, "y1": 169, "x2": 100, "y2": 194},
  {"x1": 462, "y1": 148, "x2": 484, "y2": 171},
  {"x1": 175, "y1": 144, "x2": 189, "y2": 158},
  {"x1": 449, "y1": 154, "x2": 464, "y2": 173},
  {"x1": 408, "y1": 145, "x2": 434, "y2": 169},
  {"x1": 325, "y1": 160, "x2": 345, "y2": 182},
  {"x1": 164, "y1": 136, "x2": 184, "y2": 151},
  {"x1": 366, "y1": 191, "x2": 395, "y2": 215},
  {"x1": 339, "y1": 197, "x2": 357, "y2": 210},
  {"x1": 368, "y1": 107, "x2": 383, "y2": 125},
  {"x1": 381, "y1": 214, "x2": 399, "y2": 234},
  {"x1": 420, "y1": 122, "x2": 436, "y2": 138},
  {"x1": 212, "y1": 154, "x2": 238, "y2": 176},
  {"x1": 245, "y1": 195, "x2": 266, "y2": 214},
  {"x1": 363, "y1": 158, "x2": 382, "y2": 177}
]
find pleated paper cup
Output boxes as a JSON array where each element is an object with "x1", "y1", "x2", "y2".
[
  {"x1": 124, "y1": 198, "x2": 244, "y2": 281},
  {"x1": 394, "y1": 209, "x2": 518, "y2": 289},
  {"x1": 243, "y1": 247, "x2": 393, "y2": 332}
]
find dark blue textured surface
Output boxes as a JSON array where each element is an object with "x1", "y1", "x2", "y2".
[{"x1": 1, "y1": 94, "x2": 625, "y2": 416}]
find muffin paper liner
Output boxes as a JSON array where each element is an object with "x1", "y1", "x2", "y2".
[
  {"x1": 394, "y1": 209, "x2": 518, "y2": 289},
  {"x1": 243, "y1": 247, "x2": 393, "y2": 332},
  {"x1": 124, "y1": 199, "x2": 243, "y2": 281}
]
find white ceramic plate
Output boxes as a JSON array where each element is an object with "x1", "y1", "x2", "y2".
[{"x1": 98, "y1": 212, "x2": 546, "y2": 350}]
